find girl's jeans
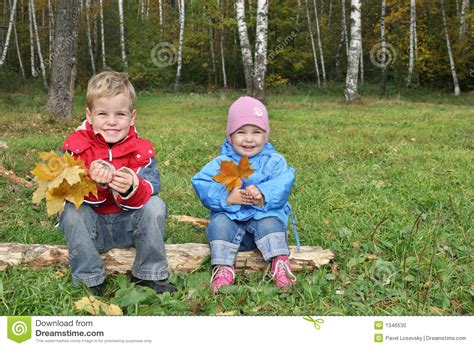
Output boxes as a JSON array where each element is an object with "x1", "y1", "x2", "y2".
[
  {"x1": 59, "y1": 196, "x2": 169, "y2": 287},
  {"x1": 206, "y1": 213, "x2": 289, "y2": 266}
]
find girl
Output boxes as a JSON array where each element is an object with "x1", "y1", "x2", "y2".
[{"x1": 192, "y1": 96, "x2": 296, "y2": 292}]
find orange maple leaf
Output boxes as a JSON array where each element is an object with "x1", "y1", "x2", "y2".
[{"x1": 212, "y1": 157, "x2": 254, "y2": 190}]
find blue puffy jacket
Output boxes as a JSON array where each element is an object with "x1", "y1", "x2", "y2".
[{"x1": 192, "y1": 140, "x2": 296, "y2": 225}]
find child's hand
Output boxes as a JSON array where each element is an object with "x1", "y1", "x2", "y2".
[
  {"x1": 245, "y1": 185, "x2": 265, "y2": 206},
  {"x1": 89, "y1": 160, "x2": 114, "y2": 184},
  {"x1": 109, "y1": 170, "x2": 134, "y2": 194},
  {"x1": 226, "y1": 188, "x2": 253, "y2": 205}
]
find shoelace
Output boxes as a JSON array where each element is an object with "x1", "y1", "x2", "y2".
[
  {"x1": 210, "y1": 266, "x2": 235, "y2": 284},
  {"x1": 271, "y1": 260, "x2": 297, "y2": 283}
]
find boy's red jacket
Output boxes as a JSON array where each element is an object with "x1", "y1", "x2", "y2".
[{"x1": 62, "y1": 121, "x2": 161, "y2": 214}]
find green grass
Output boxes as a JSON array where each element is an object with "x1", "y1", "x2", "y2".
[{"x1": 0, "y1": 87, "x2": 473, "y2": 315}]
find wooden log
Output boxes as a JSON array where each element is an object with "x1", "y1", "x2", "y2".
[{"x1": 0, "y1": 242, "x2": 334, "y2": 273}]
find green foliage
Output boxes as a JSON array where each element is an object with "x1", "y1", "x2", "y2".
[{"x1": 0, "y1": 89, "x2": 473, "y2": 315}]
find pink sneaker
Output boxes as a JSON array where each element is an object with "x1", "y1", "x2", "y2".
[
  {"x1": 270, "y1": 256, "x2": 296, "y2": 289},
  {"x1": 210, "y1": 265, "x2": 235, "y2": 292}
]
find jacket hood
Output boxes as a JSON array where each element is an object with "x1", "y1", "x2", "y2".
[{"x1": 219, "y1": 139, "x2": 275, "y2": 160}]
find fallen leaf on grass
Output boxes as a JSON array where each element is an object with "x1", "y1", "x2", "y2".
[
  {"x1": 213, "y1": 157, "x2": 254, "y2": 190},
  {"x1": 74, "y1": 296, "x2": 123, "y2": 316},
  {"x1": 216, "y1": 310, "x2": 237, "y2": 316}
]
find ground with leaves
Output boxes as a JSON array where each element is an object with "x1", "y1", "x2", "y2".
[{"x1": 0, "y1": 85, "x2": 473, "y2": 315}]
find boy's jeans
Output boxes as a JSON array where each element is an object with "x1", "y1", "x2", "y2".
[
  {"x1": 206, "y1": 213, "x2": 289, "y2": 266},
  {"x1": 60, "y1": 196, "x2": 169, "y2": 287}
]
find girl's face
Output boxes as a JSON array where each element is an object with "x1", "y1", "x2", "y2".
[{"x1": 230, "y1": 125, "x2": 266, "y2": 157}]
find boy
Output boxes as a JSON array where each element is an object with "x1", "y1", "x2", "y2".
[{"x1": 60, "y1": 71, "x2": 175, "y2": 295}]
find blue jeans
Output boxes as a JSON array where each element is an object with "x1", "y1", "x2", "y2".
[
  {"x1": 206, "y1": 213, "x2": 289, "y2": 266},
  {"x1": 59, "y1": 196, "x2": 169, "y2": 287}
]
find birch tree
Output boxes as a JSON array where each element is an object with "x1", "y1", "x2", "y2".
[
  {"x1": 47, "y1": 0, "x2": 54, "y2": 62},
  {"x1": 174, "y1": 0, "x2": 185, "y2": 92},
  {"x1": 218, "y1": 0, "x2": 227, "y2": 89},
  {"x1": 28, "y1": 0, "x2": 35, "y2": 76},
  {"x1": 459, "y1": 0, "x2": 469, "y2": 38},
  {"x1": 252, "y1": 0, "x2": 268, "y2": 101},
  {"x1": 305, "y1": 0, "x2": 321, "y2": 87},
  {"x1": 118, "y1": 0, "x2": 127, "y2": 69},
  {"x1": 379, "y1": 0, "x2": 387, "y2": 96},
  {"x1": 30, "y1": 0, "x2": 47, "y2": 88},
  {"x1": 13, "y1": 16, "x2": 25, "y2": 78},
  {"x1": 99, "y1": 0, "x2": 106, "y2": 67},
  {"x1": 0, "y1": 0, "x2": 16, "y2": 66},
  {"x1": 312, "y1": 0, "x2": 326, "y2": 85},
  {"x1": 406, "y1": 0, "x2": 416, "y2": 87},
  {"x1": 45, "y1": 0, "x2": 81, "y2": 118},
  {"x1": 158, "y1": 0, "x2": 163, "y2": 34},
  {"x1": 440, "y1": 0, "x2": 460, "y2": 96},
  {"x1": 85, "y1": 0, "x2": 96, "y2": 74},
  {"x1": 344, "y1": 0, "x2": 361, "y2": 102},
  {"x1": 235, "y1": 0, "x2": 254, "y2": 96}
]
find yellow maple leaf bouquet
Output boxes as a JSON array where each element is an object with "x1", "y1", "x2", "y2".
[{"x1": 32, "y1": 151, "x2": 98, "y2": 215}]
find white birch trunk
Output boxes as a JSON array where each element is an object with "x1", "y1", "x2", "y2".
[
  {"x1": 459, "y1": 0, "x2": 469, "y2": 38},
  {"x1": 344, "y1": 0, "x2": 361, "y2": 102},
  {"x1": 99, "y1": 0, "x2": 106, "y2": 67},
  {"x1": 252, "y1": 0, "x2": 268, "y2": 102},
  {"x1": 174, "y1": 0, "x2": 185, "y2": 92},
  {"x1": 208, "y1": 17, "x2": 217, "y2": 85},
  {"x1": 30, "y1": 0, "x2": 48, "y2": 88},
  {"x1": 118, "y1": 0, "x2": 127, "y2": 69},
  {"x1": 13, "y1": 14, "x2": 25, "y2": 77},
  {"x1": 0, "y1": 0, "x2": 16, "y2": 66},
  {"x1": 341, "y1": 0, "x2": 349, "y2": 59},
  {"x1": 328, "y1": 0, "x2": 333, "y2": 29},
  {"x1": 360, "y1": 34, "x2": 364, "y2": 82},
  {"x1": 28, "y1": 0, "x2": 35, "y2": 76},
  {"x1": 379, "y1": 0, "x2": 387, "y2": 96},
  {"x1": 158, "y1": 0, "x2": 163, "y2": 34},
  {"x1": 218, "y1": 0, "x2": 227, "y2": 89},
  {"x1": 47, "y1": 0, "x2": 53, "y2": 62},
  {"x1": 440, "y1": 0, "x2": 461, "y2": 96},
  {"x1": 406, "y1": 0, "x2": 416, "y2": 87},
  {"x1": 305, "y1": 0, "x2": 321, "y2": 87},
  {"x1": 312, "y1": 0, "x2": 326, "y2": 85},
  {"x1": 85, "y1": 0, "x2": 96, "y2": 74},
  {"x1": 235, "y1": 0, "x2": 254, "y2": 95}
]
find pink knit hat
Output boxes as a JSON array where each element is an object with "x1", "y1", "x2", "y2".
[{"x1": 226, "y1": 96, "x2": 269, "y2": 143}]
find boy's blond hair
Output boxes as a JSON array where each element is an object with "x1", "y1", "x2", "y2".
[{"x1": 87, "y1": 71, "x2": 136, "y2": 111}]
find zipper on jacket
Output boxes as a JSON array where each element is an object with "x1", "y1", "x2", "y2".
[{"x1": 108, "y1": 149, "x2": 112, "y2": 161}]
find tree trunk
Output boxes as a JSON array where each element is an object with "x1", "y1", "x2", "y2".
[
  {"x1": 30, "y1": 0, "x2": 48, "y2": 89},
  {"x1": 379, "y1": 0, "x2": 386, "y2": 97},
  {"x1": 312, "y1": 0, "x2": 326, "y2": 85},
  {"x1": 218, "y1": 0, "x2": 227, "y2": 89},
  {"x1": 344, "y1": 0, "x2": 361, "y2": 102},
  {"x1": 0, "y1": 0, "x2": 16, "y2": 66},
  {"x1": 459, "y1": 0, "x2": 469, "y2": 38},
  {"x1": 406, "y1": 0, "x2": 416, "y2": 87},
  {"x1": 85, "y1": 0, "x2": 96, "y2": 74},
  {"x1": 99, "y1": 0, "x2": 105, "y2": 67},
  {"x1": 118, "y1": 0, "x2": 127, "y2": 69},
  {"x1": 235, "y1": 0, "x2": 253, "y2": 95},
  {"x1": 440, "y1": 0, "x2": 461, "y2": 96},
  {"x1": 252, "y1": 0, "x2": 268, "y2": 102},
  {"x1": 158, "y1": 0, "x2": 163, "y2": 34},
  {"x1": 208, "y1": 14, "x2": 217, "y2": 86},
  {"x1": 305, "y1": 0, "x2": 321, "y2": 87},
  {"x1": 47, "y1": 0, "x2": 54, "y2": 62},
  {"x1": 28, "y1": 0, "x2": 35, "y2": 76},
  {"x1": 13, "y1": 15, "x2": 25, "y2": 77},
  {"x1": 0, "y1": 242, "x2": 335, "y2": 273},
  {"x1": 341, "y1": 0, "x2": 349, "y2": 60},
  {"x1": 174, "y1": 0, "x2": 185, "y2": 92},
  {"x1": 45, "y1": 0, "x2": 81, "y2": 118}
]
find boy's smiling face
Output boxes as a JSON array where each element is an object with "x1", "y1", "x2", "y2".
[
  {"x1": 86, "y1": 93, "x2": 136, "y2": 144},
  {"x1": 230, "y1": 125, "x2": 266, "y2": 157}
]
